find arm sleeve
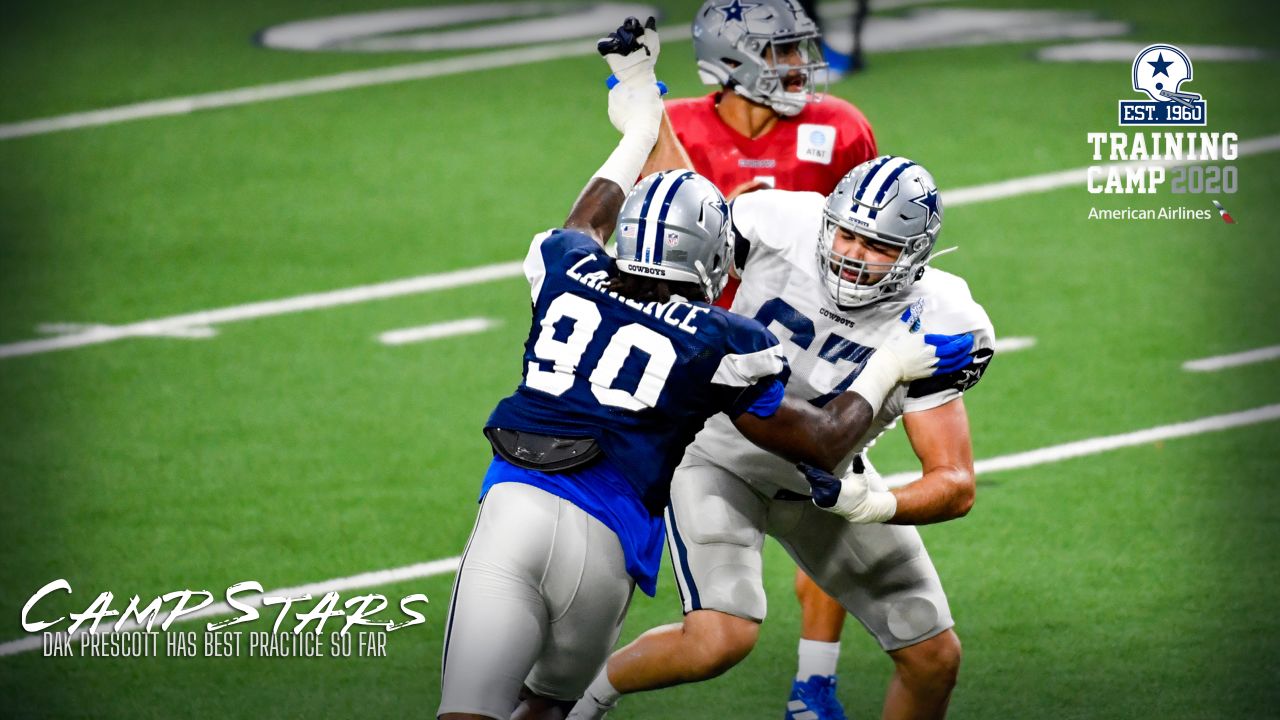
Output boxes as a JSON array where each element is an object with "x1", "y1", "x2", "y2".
[{"x1": 731, "y1": 378, "x2": 785, "y2": 418}]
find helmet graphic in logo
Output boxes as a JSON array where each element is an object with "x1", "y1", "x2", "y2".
[{"x1": 1132, "y1": 44, "x2": 1200, "y2": 107}]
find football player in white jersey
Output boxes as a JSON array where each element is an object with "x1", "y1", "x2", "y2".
[{"x1": 570, "y1": 155, "x2": 995, "y2": 720}]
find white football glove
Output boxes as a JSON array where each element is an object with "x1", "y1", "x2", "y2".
[
  {"x1": 598, "y1": 17, "x2": 663, "y2": 140},
  {"x1": 606, "y1": 80, "x2": 662, "y2": 142},
  {"x1": 592, "y1": 16, "x2": 663, "y2": 190},
  {"x1": 848, "y1": 305, "x2": 975, "y2": 414},
  {"x1": 598, "y1": 16, "x2": 661, "y2": 87},
  {"x1": 799, "y1": 463, "x2": 897, "y2": 524}
]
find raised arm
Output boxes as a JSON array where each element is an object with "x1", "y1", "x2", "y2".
[
  {"x1": 640, "y1": 111, "x2": 695, "y2": 176},
  {"x1": 564, "y1": 17, "x2": 664, "y2": 242}
]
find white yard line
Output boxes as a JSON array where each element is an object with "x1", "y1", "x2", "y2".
[
  {"x1": 0, "y1": 262, "x2": 522, "y2": 359},
  {"x1": 5, "y1": 133, "x2": 1278, "y2": 362},
  {"x1": 0, "y1": 28, "x2": 690, "y2": 141},
  {"x1": 0, "y1": 0, "x2": 956, "y2": 141},
  {"x1": 3, "y1": 401, "x2": 1277, "y2": 658},
  {"x1": 378, "y1": 317, "x2": 499, "y2": 346},
  {"x1": 882, "y1": 402, "x2": 1280, "y2": 486},
  {"x1": 993, "y1": 336, "x2": 1035, "y2": 353},
  {"x1": 1182, "y1": 344, "x2": 1280, "y2": 372},
  {"x1": 0, "y1": 42, "x2": 596, "y2": 141}
]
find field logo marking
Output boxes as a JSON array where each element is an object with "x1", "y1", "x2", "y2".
[{"x1": 0, "y1": 3, "x2": 1127, "y2": 141}]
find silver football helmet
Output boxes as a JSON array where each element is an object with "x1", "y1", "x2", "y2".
[
  {"x1": 817, "y1": 156, "x2": 944, "y2": 308},
  {"x1": 691, "y1": 0, "x2": 826, "y2": 116},
  {"x1": 614, "y1": 171, "x2": 733, "y2": 303}
]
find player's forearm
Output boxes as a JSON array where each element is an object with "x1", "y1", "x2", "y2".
[
  {"x1": 565, "y1": 178, "x2": 627, "y2": 241},
  {"x1": 816, "y1": 390, "x2": 877, "y2": 465},
  {"x1": 734, "y1": 391, "x2": 872, "y2": 471},
  {"x1": 887, "y1": 466, "x2": 975, "y2": 524},
  {"x1": 642, "y1": 111, "x2": 693, "y2": 175},
  {"x1": 565, "y1": 116, "x2": 661, "y2": 240},
  {"x1": 574, "y1": 16, "x2": 663, "y2": 239},
  {"x1": 783, "y1": 392, "x2": 875, "y2": 471}
]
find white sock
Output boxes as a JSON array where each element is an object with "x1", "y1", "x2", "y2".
[
  {"x1": 797, "y1": 639, "x2": 841, "y2": 680},
  {"x1": 569, "y1": 670, "x2": 620, "y2": 719}
]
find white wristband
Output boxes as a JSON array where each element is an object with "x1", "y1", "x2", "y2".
[
  {"x1": 834, "y1": 489, "x2": 898, "y2": 524},
  {"x1": 847, "y1": 349, "x2": 902, "y2": 416}
]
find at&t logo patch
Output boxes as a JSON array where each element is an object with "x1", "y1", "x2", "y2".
[{"x1": 797, "y1": 124, "x2": 835, "y2": 165}]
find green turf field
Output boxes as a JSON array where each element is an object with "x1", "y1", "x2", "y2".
[{"x1": 2, "y1": 0, "x2": 1278, "y2": 717}]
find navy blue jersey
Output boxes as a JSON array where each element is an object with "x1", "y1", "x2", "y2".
[{"x1": 487, "y1": 229, "x2": 787, "y2": 514}]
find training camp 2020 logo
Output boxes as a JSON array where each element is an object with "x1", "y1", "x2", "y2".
[
  {"x1": 1086, "y1": 42, "x2": 1237, "y2": 220},
  {"x1": 1119, "y1": 44, "x2": 1206, "y2": 126}
]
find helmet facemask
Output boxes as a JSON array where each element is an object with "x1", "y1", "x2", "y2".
[
  {"x1": 816, "y1": 212, "x2": 936, "y2": 309},
  {"x1": 735, "y1": 33, "x2": 826, "y2": 116},
  {"x1": 692, "y1": 0, "x2": 827, "y2": 117}
]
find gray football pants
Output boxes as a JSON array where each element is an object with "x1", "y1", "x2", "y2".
[
  {"x1": 438, "y1": 482, "x2": 634, "y2": 719},
  {"x1": 666, "y1": 456, "x2": 953, "y2": 651}
]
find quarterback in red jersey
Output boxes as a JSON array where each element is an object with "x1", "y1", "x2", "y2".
[
  {"x1": 633, "y1": 2, "x2": 876, "y2": 719},
  {"x1": 643, "y1": 3, "x2": 876, "y2": 312},
  {"x1": 661, "y1": 88, "x2": 874, "y2": 204}
]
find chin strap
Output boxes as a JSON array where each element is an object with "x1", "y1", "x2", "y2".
[{"x1": 925, "y1": 245, "x2": 959, "y2": 263}]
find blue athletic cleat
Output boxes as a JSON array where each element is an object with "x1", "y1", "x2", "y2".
[{"x1": 785, "y1": 674, "x2": 848, "y2": 720}]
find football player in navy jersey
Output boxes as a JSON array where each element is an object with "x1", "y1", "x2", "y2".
[{"x1": 436, "y1": 18, "x2": 975, "y2": 720}]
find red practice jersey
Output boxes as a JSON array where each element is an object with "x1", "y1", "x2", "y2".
[{"x1": 665, "y1": 91, "x2": 877, "y2": 306}]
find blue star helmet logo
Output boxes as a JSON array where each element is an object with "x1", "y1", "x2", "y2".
[
  {"x1": 1147, "y1": 53, "x2": 1174, "y2": 77},
  {"x1": 717, "y1": 0, "x2": 760, "y2": 23},
  {"x1": 909, "y1": 181, "x2": 942, "y2": 226}
]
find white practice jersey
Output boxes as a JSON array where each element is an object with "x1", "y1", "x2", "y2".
[{"x1": 686, "y1": 190, "x2": 996, "y2": 495}]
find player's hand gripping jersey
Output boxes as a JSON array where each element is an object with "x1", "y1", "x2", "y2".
[
  {"x1": 665, "y1": 93, "x2": 876, "y2": 194},
  {"x1": 687, "y1": 190, "x2": 995, "y2": 496},
  {"x1": 486, "y1": 228, "x2": 787, "y2": 594}
]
